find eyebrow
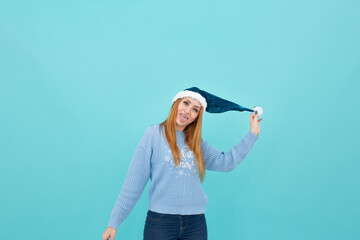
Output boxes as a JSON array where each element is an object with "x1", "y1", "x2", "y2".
[{"x1": 185, "y1": 99, "x2": 200, "y2": 109}]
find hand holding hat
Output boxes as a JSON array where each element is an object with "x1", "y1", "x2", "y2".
[{"x1": 250, "y1": 106, "x2": 262, "y2": 136}]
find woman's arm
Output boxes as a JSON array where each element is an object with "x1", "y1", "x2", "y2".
[
  {"x1": 107, "y1": 127, "x2": 153, "y2": 229},
  {"x1": 201, "y1": 131, "x2": 258, "y2": 172},
  {"x1": 202, "y1": 113, "x2": 261, "y2": 172}
]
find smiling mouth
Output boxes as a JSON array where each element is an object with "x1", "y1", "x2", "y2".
[{"x1": 179, "y1": 113, "x2": 188, "y2": 122}]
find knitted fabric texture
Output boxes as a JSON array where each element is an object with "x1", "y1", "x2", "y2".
[{"x1": 107, "y1": 124, "x2": 259, "y2": 229}]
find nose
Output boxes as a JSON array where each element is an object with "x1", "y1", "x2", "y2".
[{"x1": 184, "y1": 106, "x2": 190, "y2": 115}]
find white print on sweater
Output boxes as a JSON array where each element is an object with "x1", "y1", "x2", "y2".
[{"x1": 163, "y1": 145, "x2": 199, "y2": 177}]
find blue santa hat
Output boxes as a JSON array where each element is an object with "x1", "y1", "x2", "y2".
[{"x1": 172, "y1": 87, "x2": 262, "y2": 115}]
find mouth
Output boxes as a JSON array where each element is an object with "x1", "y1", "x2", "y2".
[{"x1": 179, "y1": 113, "x2": 188, "y2": 122}]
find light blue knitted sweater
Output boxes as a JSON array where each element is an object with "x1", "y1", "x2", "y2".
[{"x1": 108, "y1": 124, "x2": 259, "y2": 229}]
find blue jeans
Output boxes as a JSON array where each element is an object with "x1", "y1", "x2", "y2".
[{"x1": 143, "y1": 210, "x2": 208, "y2": 240}]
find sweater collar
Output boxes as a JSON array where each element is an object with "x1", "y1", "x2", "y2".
[{"x1": 176, "y1": 130, "x2": 185, "y2": 137}]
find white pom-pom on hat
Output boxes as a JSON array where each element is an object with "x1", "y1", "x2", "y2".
[{"x1": 252, "y1": 106, "x2": 263, "y2": 118}]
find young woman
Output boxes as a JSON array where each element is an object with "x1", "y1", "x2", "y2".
[{"x1": 102, "y1": 88, "x2": 262, "y2": 240}]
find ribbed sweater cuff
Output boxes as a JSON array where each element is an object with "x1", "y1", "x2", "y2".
[
  {"x1": 107, "y1": 217, "x2": 120, "y2": 230},
  {"x1": 246, "y1": 130, "x2": 259, "y2": 143}
]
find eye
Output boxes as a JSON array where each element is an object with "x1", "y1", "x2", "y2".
[
  {"x1": 193, "y1": 108, "x2": 198, "y2": 113},
  {"x1": 183, "y1": 101, "x2": 189, "y2": 105}
]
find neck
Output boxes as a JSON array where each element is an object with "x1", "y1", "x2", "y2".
[{"x1": 176, "y1": 125, "x2": 185, "y2": 132}]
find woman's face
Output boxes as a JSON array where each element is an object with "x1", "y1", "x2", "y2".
[{"x1": 176, "y1": 97, "x2": 201, "y2": 131}]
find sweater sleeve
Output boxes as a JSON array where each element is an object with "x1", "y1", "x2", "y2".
[
  {"x1": 107, "y1": 127, "x2": 153, "y2": 229},
  {"x1": 201, "y1": 130, "x2": 259, "y2": 172}
]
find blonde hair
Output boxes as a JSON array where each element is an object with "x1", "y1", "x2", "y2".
[{"x1": 159, "y1": 98, "x2": 206, "y2": 182}]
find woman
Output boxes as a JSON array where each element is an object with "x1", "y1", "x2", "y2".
[{"x1": 102, "y1": 87, "x2": 262, "y2": 240}]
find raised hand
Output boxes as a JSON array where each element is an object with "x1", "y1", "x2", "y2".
[{"x1": 250, "y1": 110, "x2": 262, "y2": 136}]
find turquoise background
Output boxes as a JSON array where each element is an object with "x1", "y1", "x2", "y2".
[{"x1": 1, "y1": 0, "x2": 359, "y2": 239}]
